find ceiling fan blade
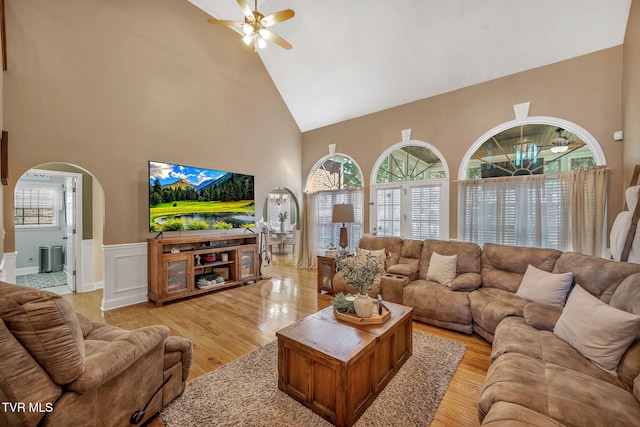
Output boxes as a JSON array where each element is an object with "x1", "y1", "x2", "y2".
[
  {"x1": 207, "y1": 18, "x2": 243, "y2": 27},
  {"x1": 237, "y1": 0, "x2": 255, "y2": 19},
  {"x1": 260, "y1": 29, "x2": 292, "y2": 50},
  {"x1": 260, "y1": 9, "x2": 295, "y2": 27}
]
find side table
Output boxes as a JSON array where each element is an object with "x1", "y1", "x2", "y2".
[{"x1": 316, "y1": 255, "x2": 336, "y2": 294}]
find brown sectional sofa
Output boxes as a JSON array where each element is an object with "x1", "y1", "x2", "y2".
[
  {"x1": 331, "y1": 235, "x2": 640, "y2": 426},
  {"x1": 0, "y1": 281, "x2": 193, "y2": 427}
]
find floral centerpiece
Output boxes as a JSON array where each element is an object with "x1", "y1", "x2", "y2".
[
  {"x1": 335, "y1": 252, "x2": 381, "y2": 318},
  {"x1": 277, "y1": 211, "x2": 287, "y2": 231}
]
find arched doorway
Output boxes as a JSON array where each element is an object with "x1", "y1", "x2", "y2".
[{"x1": 14, "y1": 163, "x2": 105, "y2": 295}]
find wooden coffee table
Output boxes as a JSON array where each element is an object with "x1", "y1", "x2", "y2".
[{"x1": 276, "y1": 300, "x2": 413, "y2": 427}]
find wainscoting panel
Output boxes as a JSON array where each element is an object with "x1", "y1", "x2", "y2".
[
  {"x1": 102, "y1": 242, "x2": 148, "y2": 311},
  {"x1": 0, "y1": 252, "x2": 17, "y2": 284}
]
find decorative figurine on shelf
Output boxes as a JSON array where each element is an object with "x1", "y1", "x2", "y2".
[{"x1": 195, "y1": 254, "x2": 201, "y2": 266}]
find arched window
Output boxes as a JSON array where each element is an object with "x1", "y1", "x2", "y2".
[
  {"x1": 459, "y1": 118, "x2": 607, "y2": 255},
  {"x1": 306, "y1": 154, "x2": 364, "y2": 251},
  {"x1": 464, "y1": 123, "x2": 600, "y2": 179},
  {"x1": 371, "y1": 142, "x2": 449, "y2": 239}
]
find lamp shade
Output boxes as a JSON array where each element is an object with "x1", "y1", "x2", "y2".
[{"x1": 332, "y1": 204, "x2": 354, "y2": 223}]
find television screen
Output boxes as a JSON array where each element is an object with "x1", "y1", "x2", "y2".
[{"x1": 148, "y1": 161, "x2": 255, "y2": 232}]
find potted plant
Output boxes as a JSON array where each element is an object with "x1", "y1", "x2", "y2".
[
  {"x1": 335, "y1": 252, "x2": 380, "y2": 317},
  {"x1": 278, "y1": 211, "x2": 288, "y2": 232}
]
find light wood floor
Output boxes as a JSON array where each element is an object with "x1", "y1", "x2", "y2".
[{"x1": 63, "y1": 254, "x2": 491, "y2": 426}]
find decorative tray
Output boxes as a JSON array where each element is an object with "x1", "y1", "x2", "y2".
[{"x1": 333, "y1": 302, "x2": 391, "y2": 325}]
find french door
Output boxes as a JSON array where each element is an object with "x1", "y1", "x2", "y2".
[{"x1": 372, "y1": 181, "x2": 448, "y2": 240}]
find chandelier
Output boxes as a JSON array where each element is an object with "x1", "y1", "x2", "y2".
[{"x1": 269, "y1": 193, "x2": 289, "y2": 206}]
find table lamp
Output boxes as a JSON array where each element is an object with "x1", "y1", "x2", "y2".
[{"x1": 332, "y1": 203, "x2": 355, "y2": 254}]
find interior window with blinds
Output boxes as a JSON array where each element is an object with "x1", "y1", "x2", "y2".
[
  {"x1": 305, "y1": 153, "x2": 364, "y2": 252},
  {"x1": 458, "y1": 175, "x2": 571, "y2": 249},
  {"x1": 14, "y1": 182, "x2": 63, "y2": 228},
  {"x1": 316, "y1": 190, "x2": 363, "y2": 250}
]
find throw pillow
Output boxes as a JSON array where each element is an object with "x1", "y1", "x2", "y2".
[
  {"x1": 554, "y1": 285, "x2": 640, "y2": 375},
  {"x1": 427, "y1": 252, "x2": 457, "y2": 287},
  {"x1": 516, "y1": 264, "x2": 574, "y2": 307},
  {"x1": 355, "y1": 248, "x2": 386, "y2": 273}
]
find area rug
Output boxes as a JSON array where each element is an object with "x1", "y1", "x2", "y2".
[
  {"x1": 15, "y1": 271, "x2": 67, "y2": 289},
  {"x1": 160, "y1": 330, "x2": 466, "y2": 427}
]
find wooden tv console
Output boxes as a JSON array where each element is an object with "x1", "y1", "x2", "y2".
[{"x1": 147, "y1": 233, "x2": 259, "y2": 306}]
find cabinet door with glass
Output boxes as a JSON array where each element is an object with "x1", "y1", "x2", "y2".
[
  {"x1": 162, "y1": 253, "x2": 193, "y2": 299},
  {"x1": 238, "y1": 246, "x2": 258, "y2": 280},
  {"x1": 317, "y1": 255, "x2": 336, "y2": 294}
]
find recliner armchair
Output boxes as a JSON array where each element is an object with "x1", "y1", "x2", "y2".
[{"x1": 0, "y1": 281, "x2": 193, "y2": 427}]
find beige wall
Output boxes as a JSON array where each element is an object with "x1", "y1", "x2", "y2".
[
  {"x1": 623, "y1": 0, "x2": 640, "y2": 189},
  {"x1": 3, "y1": 0, "x2": 301, "y2": 249},
  {"x1": 3, "y1": 1, "x2": 637, "y2": 253},
  {"x1": 302, "y1": 47, "x2": 625, "y2": 239}
]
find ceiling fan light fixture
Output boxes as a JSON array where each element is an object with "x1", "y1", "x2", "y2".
[
  {"x1": 207, "y1": 0, "x2": 294, "y2": 51},
  {"x1": 550, "y1": 140, "x2": 569, "y2": 153},
  {"x1": 549, "y1": 128, "x2": 569, "y2": 153}
]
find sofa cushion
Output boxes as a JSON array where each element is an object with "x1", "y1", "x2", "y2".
[
  {"x1": 469, "y1": 287, "x2": 527, "y2": 341},
  {"x1": 481, "y1": 401, "x2": 565, "y2": 427},
  {"x1": 419, "y1": 239, "x2": 482, "y2": 280},
  {"x1": 481, "y1": 243, "x2": 562, "y2": 292},
  {"x1": 404, "y1": 279, "x2": 472, "y2": 326},
  {"x1": 478, "y1": 352, "x2": 640, "y2": 427},
  {"x1": 450, "y1": 272, "x2": 482, "y2": 292},
  {"x1": 554, "y1": 285, "x2": 640, "y2": 375},
  {"x1": 635, "y1": 374, "x2": 640, "y2": 402},
  {"x1": 516, "y1": 264, "x2": 573, "y2": 307},
  {"x1": 0, "y1": 282, "x2": 85, "y2": 385},
  {"x1": 67, "y1": 323, "x2": 169, "y2": 393},
  {"x1": 522, "y1": 302, "x2": 562, "y2": 331},
  {"x1": 331, "y1": 271, "x2": 382, "y2": 298},
  {"x1": 427, "y1": 252, "x2": 457, "y2": 286},
  {"x1": 0, "y1": 318, "x2": 62, "y2": 427},
  {"x1": 491, "y1": 316, "x2": 623, "y2": 387},
  {"x1": 357, "y1": 235, "x2": 403, "y2": 269},
  {"x1": 553, "y1": 252, "x2": 640, "y2": 303},
  {"x1": 398, "y1": 239, "x2": 423, "y2": 270},
  {"x1": 355, "y1": 247, "x2": 386, "y2": 273},
  {"x1": 386, "y1": 263, "x2": 418, "y2": 277},
  {"x1": 609, "y1": 272, "x2": 640, "y2": 388}
]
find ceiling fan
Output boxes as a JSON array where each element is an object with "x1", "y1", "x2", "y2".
[{"x1": 207, "y1": 0, "x2": 294, "y2": 51}]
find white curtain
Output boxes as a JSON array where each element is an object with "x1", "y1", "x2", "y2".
[
  {"x1": 561, "y1": 166, "x2": 608, "y2": 257},
  {"x1": 296, "y1": 192, "x2": 318, "y2": 268},
  {"x1": 459, "y1": 167, "x2": 607, "y2": 255},
  {"x1": 458, "y1": 174, "x2": 572, "y2": 250}
]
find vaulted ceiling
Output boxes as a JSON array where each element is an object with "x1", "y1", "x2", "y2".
[{"x1": 189, "y1": 0, "x2": 632, "y2": 132}]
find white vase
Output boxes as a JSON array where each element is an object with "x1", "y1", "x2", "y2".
[{"x1": 354, "y1": 293, "x2": 372, "y2": 318}]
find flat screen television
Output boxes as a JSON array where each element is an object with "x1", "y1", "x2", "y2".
[{"x1": 148, "y1": 161, "x2": 255, "y2": 232}]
